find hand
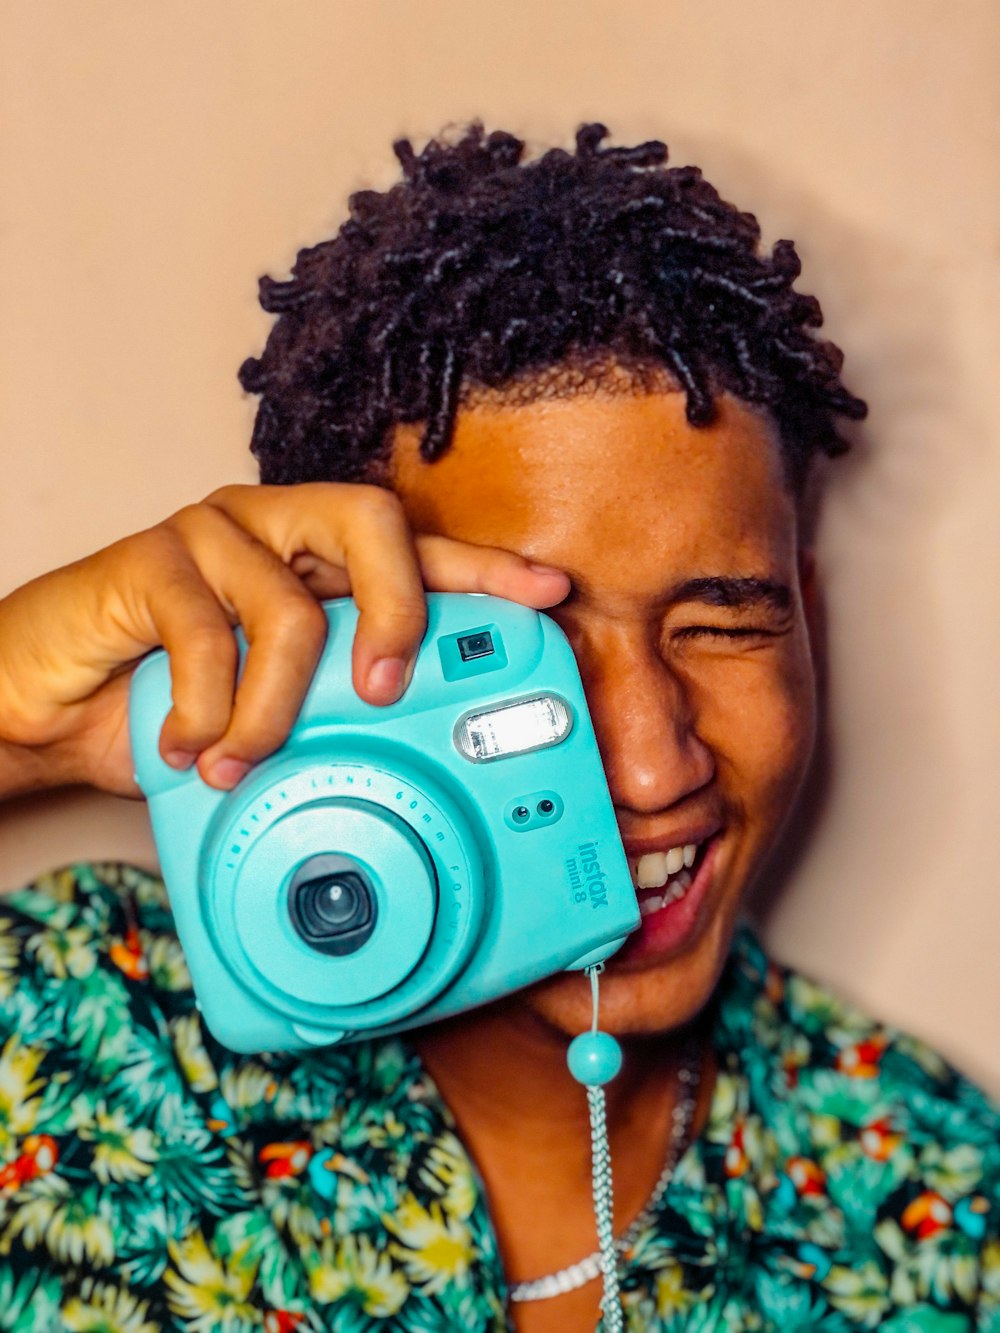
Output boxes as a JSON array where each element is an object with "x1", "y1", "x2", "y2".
[{"x1": 0, "y1": 484, "x2": 569, "y2": 799}]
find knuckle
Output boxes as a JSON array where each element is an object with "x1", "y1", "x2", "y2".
[
  {"x1": 180, "y1": 623, "x2": 238, "y2": 671},
  {"x1": 270, "y1": 597, "x2": 329, "y2": 653},
  {"x1": 265, "y1": 590, "x2": 328, "y2": 644},
  {"x1": 477, "y1": 548, "x2": 526, "y2": 591},
  {"x1": 351, "y1": 484, "x2": 404, "y2": 525},
  {"x1": 166, "y1": 705, "x2": 226, "y2": 747},
  {"x1": 228, "y1": 716, "x2": 290, "y2": 761},
  {"x1": 109, "y1": 532, "x2": 194, "y2": 601},
  {"x1": 201, "y1": 483, "x2": 248, "y2": 510},
  {"x1": 172, "y1": 725, "x2": 221, "y2": 753},
  {"x1": 121, "y1": 522, "x2": 183, "y2": 565},
  {"x1": 159, "y1": 502, "x2": 217, "y2": 543},
  {"x1": 363, "y1": 598, "x2": 427, "y2": 638},
  {"x1": 476, "y1": 543, "x2": 516, "y2": 574}
]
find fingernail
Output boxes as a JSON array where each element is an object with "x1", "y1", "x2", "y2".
[
  {"x1": 366, "y1": 656, "x2": 406, "y2": 700},
  {"x1": 527, "y1": 561, "x2": 565, "y2": 576},
  {"x1": 208, "y1": 757, "x2": 251, "y2": 788},
  {"x1": 163, "y1": 750, "x2": 197, "y2": 770}
]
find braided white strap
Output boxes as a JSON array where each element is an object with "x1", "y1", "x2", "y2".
[{"x1": 587, "y1": 1084, "x2": 623, "y2": 1330}]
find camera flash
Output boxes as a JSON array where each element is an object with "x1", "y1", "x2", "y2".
[{"x1": 455, "y1": 694, "x2": 572, "y2": 761}]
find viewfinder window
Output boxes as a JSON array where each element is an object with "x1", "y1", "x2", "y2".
[
  {"x1": 457, "y1": 630, "x2": 494, "y2": 661},
  {"x1": 438, "y1": 622, "x2": 507, "y2": 680}
]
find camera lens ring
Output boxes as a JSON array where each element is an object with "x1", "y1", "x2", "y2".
[{"x1": 209, "y1": 769, "x2": 484, "y2": 1023}]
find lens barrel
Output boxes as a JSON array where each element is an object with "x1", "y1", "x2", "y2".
[{"x1": 288, "y1": 865, "x2": 378, "y2": 956}]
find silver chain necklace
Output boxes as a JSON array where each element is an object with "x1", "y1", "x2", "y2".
[{"x1": 508, "y1": 1039, "x2": 702, "y2": 1304}]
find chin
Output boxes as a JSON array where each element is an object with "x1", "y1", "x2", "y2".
[{"x1": 521, "y1": 888, "x2": 744, "y2": 1042}]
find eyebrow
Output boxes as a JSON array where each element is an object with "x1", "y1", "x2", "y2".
[{"x1": 671, "y1": 576, "x2": 793, "y2": 612}]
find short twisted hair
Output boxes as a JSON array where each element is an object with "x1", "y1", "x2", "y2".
[{"x1": 239, "y1": 123, "x2": 867, "y2": 493}]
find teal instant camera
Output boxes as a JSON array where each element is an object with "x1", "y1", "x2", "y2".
[{"x1": 129, "y1": 595, "x2": 639, "y2": 1053}]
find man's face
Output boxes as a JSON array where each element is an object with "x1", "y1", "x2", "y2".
[{"x1": 392, "y1": 390, "x2": 816, "y2": 1039}]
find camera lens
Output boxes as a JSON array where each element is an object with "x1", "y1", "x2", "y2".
[
  {"x1": 512, "y1": 805, "x2": 530, "y2": 823},
  {"x1": 288, "y1": 867, "x2": 378, "y2": 956},
  {"x1": 537, "y1": 799, "x2": 555, "y2": 815},
  {"x1": 303, "y1": 873, "x2": 369, "y2": 930}
]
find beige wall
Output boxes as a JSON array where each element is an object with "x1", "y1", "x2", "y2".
[{"x1": 1, "y1": 0, "x2": 997, "y2": 1093}]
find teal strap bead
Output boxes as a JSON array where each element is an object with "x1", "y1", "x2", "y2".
[{"x1": 567, "y1": 1030, "x2": 623, "y2": 1086}]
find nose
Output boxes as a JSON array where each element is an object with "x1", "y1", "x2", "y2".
[{"x1": 576, "y1": 628, "x2": 715, "y2": 817}]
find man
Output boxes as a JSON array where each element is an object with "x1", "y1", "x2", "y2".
[{"x1": 0, "y1": 124, "x2": 995, "y2": 1331}]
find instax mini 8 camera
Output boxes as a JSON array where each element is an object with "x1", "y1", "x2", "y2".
[{"x1": 129, "y1": 595, "x2": 639, "y2": 1053}]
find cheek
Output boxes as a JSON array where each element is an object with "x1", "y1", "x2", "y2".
[
  {"x1": 758, "y1": 677, "x2": 817, "y2": 814},
  {"x1": 696, "y1": 643, "x2": 817, "y2": 816}
]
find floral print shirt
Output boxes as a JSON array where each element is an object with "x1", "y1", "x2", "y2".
[{"x1": 0, "y1": 861, "x2": 996, "y2": 1332}]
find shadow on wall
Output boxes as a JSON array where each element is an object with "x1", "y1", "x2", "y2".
[{"x1": 713, "y1": 142, "x2": 985, "y2": 1027}]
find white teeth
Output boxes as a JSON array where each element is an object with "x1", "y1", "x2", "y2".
[
  {"x1": 664, "y1": 871, "x2": 690, "y2": 902},
  {"x1": 638, "y1": 868, "x2": 694, "y2": 917},
  {"x1": 636, "y1": 852, "x2": 668, "y2": 888},
  {"x1": 631, "y1": 839, "x2": 700, "y2": 918},
  {"x1": 632, "y1": 843, "x2": 701, "y2": 891}
]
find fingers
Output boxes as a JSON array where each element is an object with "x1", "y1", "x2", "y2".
[
  {"x1": 203, "y1": 484, "x2": 428, "y2": 707},
  {"x1": 149, "y1": 561, "x2": 240, "y2": 764},
  {"x1": 195, "y1": 591, "x2": 328, "y2": 788},
  {"x1": 200, "y1": 484, "x2": 570, "y2": 708},
  {"x1": 142, "y1": 484, "x2": 570, "y2": 790},
  {"x1": 3, "y1": 482, "x2": 569, "y2": 800},
  {"x1": 415, "y1": 534, "x2": 571, "y2": 607},
  {"x1": 325, "y1": 489, "x2": 428, "y2": 706},
  {"x1": 148, "y1": 505, "x2": 329, "y2": 787}
]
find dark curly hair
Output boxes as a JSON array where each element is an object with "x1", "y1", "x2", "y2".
[{"x1": 239, "y1": 123, "x2": 867, "y2": 494}]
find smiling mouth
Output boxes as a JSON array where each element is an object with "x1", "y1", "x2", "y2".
[
  {"x1": 629, "y1": 840, "x2": 710, "y2": 917},
  {"x1": 609, "y1": 835, "x2": 720, "y2": 965}
]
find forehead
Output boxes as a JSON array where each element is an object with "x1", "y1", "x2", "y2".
[{"x1": 391, "y1": 392, "x2": 799, "y2": 599}]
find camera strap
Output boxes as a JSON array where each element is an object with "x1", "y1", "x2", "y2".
[
  {"x1": 569, "y1": 962, "x2": 625, "y2": 1332},
  {"x1": 509, "y1": 966, "x2": 701, "y2": 1318}
]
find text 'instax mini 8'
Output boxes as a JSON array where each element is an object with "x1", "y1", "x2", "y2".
[{"x1": 129, "y1": 595, "x2": 639, "y2": 1053}]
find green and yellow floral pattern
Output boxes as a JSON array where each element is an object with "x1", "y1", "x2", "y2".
[{"x1": 0, "y1": 863, "x2": 995, "y2": 1331}]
